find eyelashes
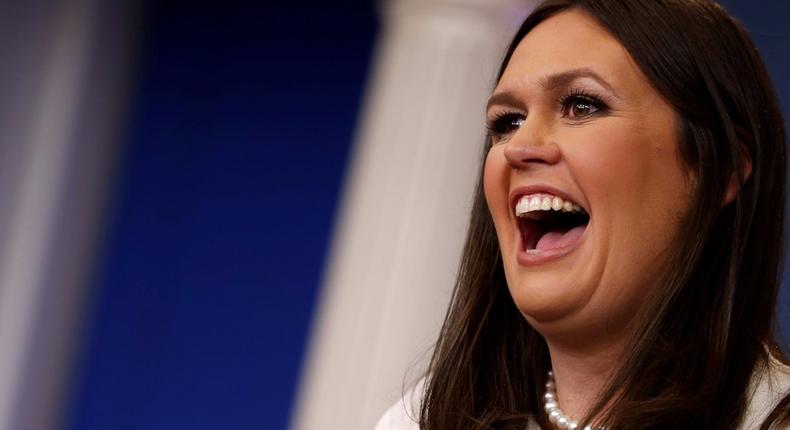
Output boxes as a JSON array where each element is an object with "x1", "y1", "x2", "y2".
[
  {"x1": 486, "y1": 89, "x2": 611, "y2": 142},
  {"x1": 558, "y1": 89, "x2": 610, "y2": 120},
  {"x1": 486, "y1": 112, "x2": 524, "y2": 138}
]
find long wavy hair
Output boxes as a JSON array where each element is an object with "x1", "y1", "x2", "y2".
[{"x1": 419, "y1": 1, "x2": 789, "y2": 429}]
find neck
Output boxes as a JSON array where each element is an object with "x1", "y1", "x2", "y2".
[{"x1": 544, "y1": 335, "x2": 629, "y2": 424}]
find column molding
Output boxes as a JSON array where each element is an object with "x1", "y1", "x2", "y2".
[{"x1": 292, "y1": 1, "x2": 536, "y2": 429}]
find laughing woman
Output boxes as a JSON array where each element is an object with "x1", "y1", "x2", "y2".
[{"x1": 376, "y1": 0, "x2": 790, "y2": 429}]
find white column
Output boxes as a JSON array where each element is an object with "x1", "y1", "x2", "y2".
[
  {"x1": 0, "y1": 1, "x2": 137, "y2": 429},
  {"x1": 292, "y1": 1, "x2": 535, "y2": 429}
]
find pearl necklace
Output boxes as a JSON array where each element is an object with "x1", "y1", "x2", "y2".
[{"x1": 543, "y1": 370, "x2": 605, "y2": 430}]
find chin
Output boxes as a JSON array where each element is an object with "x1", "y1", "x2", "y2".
[
  {"x1": 503, "y1": 232, "x2": 598, "y2": 320},
  {"x1": 507, "y1": 273, "x2": 590, "y2": 323}
]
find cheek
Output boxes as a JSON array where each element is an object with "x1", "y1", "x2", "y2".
[
  {"x1": 483, "y1": 148, "x2": 507, "y2": 217},
  {"x1": 483, "y1": 147, "x2": 515, "y2": 261},
  {"x1": 568, "y1": 122, "x2": 691, "y2": 300},
  {"x1": 570, "y1": 121, "x2": 689, "y2": 223}
]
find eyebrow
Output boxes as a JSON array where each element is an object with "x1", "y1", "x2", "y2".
[
  {"x1": 486, "y1": 67, "x2": 619, "y2": 112},
  {"x1": 540, "y1": 68, "x2": 617, "y2": 94}
]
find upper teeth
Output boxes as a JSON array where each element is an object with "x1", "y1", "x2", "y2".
[{"x1": 515, "y1": 194, "x2": 584, "y2": 217}]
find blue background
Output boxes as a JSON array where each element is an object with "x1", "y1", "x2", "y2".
[
  {"x1": 66, "y1": 1, "x2": 376, "y2": 429},
  {"x1": 65, "y1": 1, "x2": 789, "y2": 429}
]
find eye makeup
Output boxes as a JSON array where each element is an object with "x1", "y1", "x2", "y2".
[
  {"x1": 486, "y1": 111, "x2": 525, "y2": 142},
  {"x1": 485, "y1": 85, "x2": 613, "y2": 143},
  {"x1": 557, "y1": 87, "x2": 611, "y2": 120}
]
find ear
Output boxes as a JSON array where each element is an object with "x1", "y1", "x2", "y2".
[{"x1": 723, "y1": 141, "x2": 752, "y2": 206}]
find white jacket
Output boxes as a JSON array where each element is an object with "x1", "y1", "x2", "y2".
[{"x1": 375, "y1": 355, "x2": 790, "y2": 429}]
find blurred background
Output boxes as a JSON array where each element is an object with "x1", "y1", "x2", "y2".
[{"x1": 0, "y1": 0, "x2": 786, "y2": 429}]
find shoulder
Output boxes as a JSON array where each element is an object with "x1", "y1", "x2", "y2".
[
  {"x1": 741, "y1": 353, "x2": 790, "y2": 429},
  {"x1": 374, "y1": 378, "x2": 424, "y2": 430}
]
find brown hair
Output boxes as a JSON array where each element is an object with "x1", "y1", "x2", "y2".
[{"x1": 419, "y1": 1, "x2": 789, "y2": 428}]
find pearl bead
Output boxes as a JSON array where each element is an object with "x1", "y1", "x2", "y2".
[{"x1": 543, "y1": 370, "x2": 604, "y2": 430}]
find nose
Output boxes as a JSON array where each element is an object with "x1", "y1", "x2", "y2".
[{"x1": 503, "y1": 122, "x2": 561, "y2": 169}]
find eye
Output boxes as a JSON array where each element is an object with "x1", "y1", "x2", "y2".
[
  {"x1": 560, "y1": 92, "x2": 609, "y2": 120},
  {"x1": 486, "y1": 112, "x2": 525, "y2": 140}
]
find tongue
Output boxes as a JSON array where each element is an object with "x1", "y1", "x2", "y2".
[{"x1": 535, "y1": 225, "x2": 586, "y2": 251}]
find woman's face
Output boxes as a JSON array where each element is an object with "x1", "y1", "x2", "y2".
[{"x1": 484, "y1": 9, "x2": 694, "y2": 344}]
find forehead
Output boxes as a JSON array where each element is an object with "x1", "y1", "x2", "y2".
[{"x1": 497, "y1": 9, "x2": 645, "y2": 97}]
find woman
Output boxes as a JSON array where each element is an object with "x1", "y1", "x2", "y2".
[{"x1": 377, "y1": 0, "x2": 790, "y2": 429}]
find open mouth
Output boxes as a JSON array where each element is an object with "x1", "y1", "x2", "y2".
[{"x1": 515, "y1": 194, "x2": 590, "y2": 253}]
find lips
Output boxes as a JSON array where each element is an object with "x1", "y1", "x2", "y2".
[{"x1": 508, "y1": 186, "x2": 590, "y2": 266}]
